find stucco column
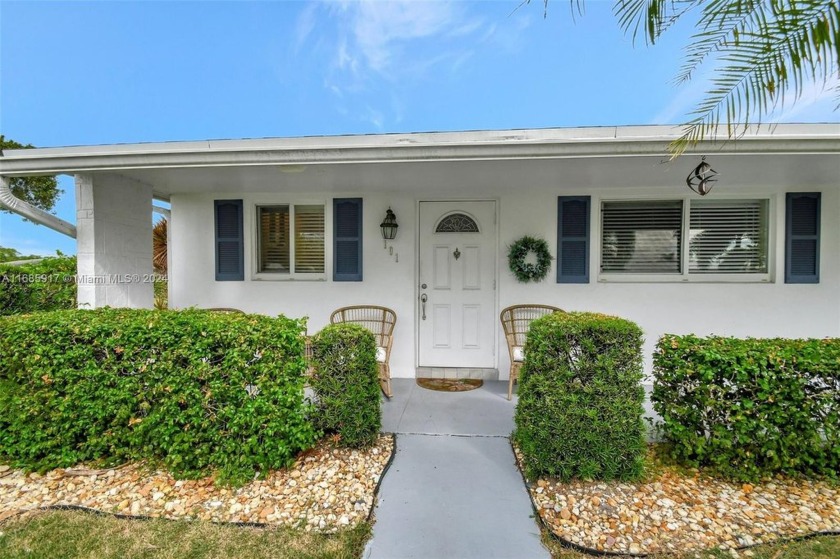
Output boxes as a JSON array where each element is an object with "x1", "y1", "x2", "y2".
[{"x1": 75, "y1": 173, "x2": 154, "y2": 309}]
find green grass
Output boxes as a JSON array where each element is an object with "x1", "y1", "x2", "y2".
[
  {"x1": 0, "y1": 510, "x2": 370, "y2": 559},
  {"x1": 542, "y1": 529, "x2": 840, "y2": 559}
]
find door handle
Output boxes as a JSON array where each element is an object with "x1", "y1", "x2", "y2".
[{"x1": 420, "y1": 294, "x2": 428, "y2": 320}]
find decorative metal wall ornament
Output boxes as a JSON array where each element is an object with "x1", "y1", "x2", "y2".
[
  {"x1": 686, "y1": 156, "x2": 719, "y2": 196},
  {"x1": 435, "y1": 213, "x2": 479, "y2": 233}
]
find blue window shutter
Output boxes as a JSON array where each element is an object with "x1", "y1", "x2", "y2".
[
  {"x1": 215, "y1": 200, "x2": 244, "y2": 281},
  {"x1": 557, "y1": 196, "x2": 590, "y2": 283},
  {"x1": 334, "y1": 198, "x2": 363, "y2": 281},
  {"x1": 785, "y1": 193, "x2": 820, "y2": 284}
]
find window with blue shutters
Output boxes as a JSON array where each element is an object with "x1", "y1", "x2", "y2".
[
  {"x1": 334, "y1": 198, "x2": 363, "y2": 281},
  {"x1": 215, "y1": 200, "x2": 244, "y2": 281},
  {"x1": 557, "y1": 196, "x2": 590, "y2": 283},
  {"x1": 785, "y1": 193, "x2": 821, "y2": 284}
]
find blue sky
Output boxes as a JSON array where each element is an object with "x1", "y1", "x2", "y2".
[{"x1": 1, "y1": 0, "x2": 837, "y2": 256}]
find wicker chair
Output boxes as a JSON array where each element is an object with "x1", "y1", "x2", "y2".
[
  {"x1": 500, "y1": 304, "x2": 563, "y2": 400},
  {"x1": 330, "y1": 305, "x2": 397, "y2": 398}
]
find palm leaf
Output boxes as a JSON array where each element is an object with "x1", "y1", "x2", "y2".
[
  {"x1": 613, "y1": 0, "x2": 700, "y2": 45},
  {"x1": 541, "y1": 0, "x2": 838, "y2": 155},
  {"x1": 153, "y1": 218, "x2": 168, "y2": 274},
  {"x1": 673, "y1": 1, "x2": 839, "y2": 155}
]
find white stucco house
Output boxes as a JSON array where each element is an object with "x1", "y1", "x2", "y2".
[{"x1": 1, "y1": 124, "x2": 838, "y2": 384}]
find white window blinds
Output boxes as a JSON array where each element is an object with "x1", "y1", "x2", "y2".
[
  {"x1": 689, "y1": 200, "x2": 768, "y2": 274},
  {"x1": 601, "y1": 201, "x2": 682, "y2": 273},
  {"x1": 259, "y1": 206, "x2": 290, "y2": 273},
  {"x1": 258, "y1": 204, "x2": 324, "y2": 275},
  {"x1": 600, "y1": 198, "x2": 770, "y2": 278},
  {"x1": 294, "y1": 205, "x2": 325, "y2": 274}
]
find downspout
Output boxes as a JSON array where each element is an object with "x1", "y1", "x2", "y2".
[{"x1": 0, "y1": 176, "x2": 77, "y2": 238}]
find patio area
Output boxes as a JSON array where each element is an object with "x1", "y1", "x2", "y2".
[
  {"x1": 380, "y1": 378, "x2": 659, "y2": 438},
  {"x1": 380, "y1": 378, "x2": 517, "y2": 437}
]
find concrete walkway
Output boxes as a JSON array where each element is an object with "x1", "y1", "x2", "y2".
[{"x1": 365, "y1": 379, "x2": 549, "y2": 559}]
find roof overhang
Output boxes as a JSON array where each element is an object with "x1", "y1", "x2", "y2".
[
  {"x1": 2, "y1": 124, "x2": 838, "y2": 176},
  {"x1": 1, "y1": 124, "x2": 837, "y2": 198}
]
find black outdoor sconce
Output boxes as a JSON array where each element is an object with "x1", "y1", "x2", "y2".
[
  {"x1": 380, "y1": 207, "x2": 399, "y2": 261},
  {"x1": 380, "y1": 207, "x2": 398, "y2": 241},
  {"x1": 686, "y1": 156, "x2": 719, "y2": 196}
]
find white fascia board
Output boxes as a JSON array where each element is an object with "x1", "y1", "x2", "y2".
[{"x1": 0, "y1": 124, "x2": 837, "y2": 177}]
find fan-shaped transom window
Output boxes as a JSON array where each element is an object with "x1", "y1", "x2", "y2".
[{"x1": 435, "y1": 213, "x2": 479, "y2": 233}]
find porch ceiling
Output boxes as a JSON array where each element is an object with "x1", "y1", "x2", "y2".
[{"x1": 85, "y1": 152, "x2": 840, "y2": 197}]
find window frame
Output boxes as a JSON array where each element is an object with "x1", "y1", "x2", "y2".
[
  {"x1": 252, "y1": 200, "x2": 327, "y2": 281},
  {"x1": 597, "y1": 194, "x2": 775, "y2": 283}
]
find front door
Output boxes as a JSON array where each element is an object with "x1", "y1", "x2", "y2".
[{"x1": 418, "y1": 201, "x2": 496, "y2": 368}]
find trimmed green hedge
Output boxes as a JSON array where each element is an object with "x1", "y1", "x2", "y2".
[
  {"x1": 0, "y1": 256, "x2": 77, "y2": 315},
  {"x1": 309, "y1": 324, "x2": 380, "y2": 448},
  {"x1": 653, "y1": 335, "x2": 840, "y2": 481},
  {"x1": 0, "y1": 309, "x2": 317, "y2": 485},
  {"x1": 514, "y1": 312, "x2": 646, "y2": 481}
]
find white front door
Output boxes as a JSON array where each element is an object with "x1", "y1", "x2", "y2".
[{"x1": 418, "y1": 201, "x2": 497, "y2": 368}]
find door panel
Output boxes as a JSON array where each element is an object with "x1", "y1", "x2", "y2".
[
  {"x1": 419, "y1": 201, "x2": 496, "y2": 368},
  {"x1": 462, "y1": 246, "x2": 481, "y2": 290},
  {"x1": 433, "y1": 246, "x2": 451, "y2": 289},
  {"x1": 433, "y1": 304, "x2": 451, "y2": 347}
]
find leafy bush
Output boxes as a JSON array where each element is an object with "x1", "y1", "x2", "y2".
[
  {"x1": 653, "y1": 335, "x2": 840, "y2": 481},
  {"x1": 514, "y1": 312, "x2": 646, "y2": 481},
  {"x1": 309, "y1": 323, "x2": 380, "y2": 448},
  {"x1": 0, "y1": 256, "x2": 77, "y2": 315},
  {"x1": 0, "y1": 309, "x2": 317, "y2": 485}
]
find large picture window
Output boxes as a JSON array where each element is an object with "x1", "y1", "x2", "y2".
[
  {"x1": 600, "y1": 199, "x2": 769, "y2": 279},
  {"x1": 257, "y1": 204, "x2": 325, "y2": 276}
]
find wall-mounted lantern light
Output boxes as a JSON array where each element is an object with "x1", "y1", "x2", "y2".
[
  {"x1": 380, "y1": 207, "x2": 398, "y2": 241},
  {"x1": 686, "y1": 156, "x2": 719, "y2": 196},
  {"x1": 380, "y1": 207, "x2": 399, "y2": 262}
]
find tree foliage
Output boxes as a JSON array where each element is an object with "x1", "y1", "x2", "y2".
[
  {"x1": 0, "y1": 136, "x2": 61, "y2": 213},
  {"x1": 538, "y1": 1, "x2": 839, "y2": 155},
  {"x1": 0, "y1": 247, "x2": 22, "y2": 262},
  {"x1": 153, "y1": 218, "x2": 168, "y2": 274}
]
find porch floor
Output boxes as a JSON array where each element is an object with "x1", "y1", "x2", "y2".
[
  {"x1": 381, "y1": 378, "x2": 516, "y2": 436},
  {"x1": 365, "y1": 379, "x2": 549, "y2": 559}
]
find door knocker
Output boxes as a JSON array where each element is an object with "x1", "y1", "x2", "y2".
[{"x1": 453, "y1": 248, "x2": 461, "y2": 260}]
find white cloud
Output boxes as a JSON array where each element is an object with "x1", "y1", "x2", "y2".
[
  {"x1": 320, "y1": 0, "x2": 487, "y2": 79},
  {"x1": 293, "y1": 0, "x2": 491, "y2": 130},
  {"x1": 650, "y1": 69, "x2": 713, "y2": 125},
  {"x1": 350, "y1": 0, "x2": 462, "y2": 72},
  {"x1": 769, "y1": 80, "x2": 840, "y2": 123},
  {"x1": 653, "y1": 74, "x2": 840, "y2": 126},
  {"x1": 362, "y1": 105, "x2": 385, "y2": 130},
  {"x1": 293, "y1": 3, "x2": 318, "y2": 52}
]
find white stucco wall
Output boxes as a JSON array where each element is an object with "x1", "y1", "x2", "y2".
[
  {"x1": 75, "y1": 173, "x2": 154, "y2": 309},
  {"x1": 170, "y1": 182, "x2": 838, "y2": 381},
  {"x1": 170, "y1": 192, "x2": 419, "y2": 377},
  {"x1": 498, "y1": 184, "x2": 839, "y2": 382}
]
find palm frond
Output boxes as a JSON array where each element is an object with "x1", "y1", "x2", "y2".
[
  {"x1": 613, "y1": 0, "x2": 701, "y2": 45},
  {"x1": 675, "y1": 0, "x2": 767, "y2": 84},
  {"x1": 153, "y1": 218, "x2": 168, "y2": 274},
  {"x1": 670, "y1": 0, "x2": 839, "y2": 156}
]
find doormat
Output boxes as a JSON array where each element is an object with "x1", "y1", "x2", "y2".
[{"x1": 416, "y1": 378, "x2": 483, "y2": 392}]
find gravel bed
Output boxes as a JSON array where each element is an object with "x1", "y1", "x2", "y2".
[
  {"x1": 514, "y1": 446, "x2": 840, "y2": 555},
  {"x1": 0, "y1": 434, "x2": 394, "y2": 532}
]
